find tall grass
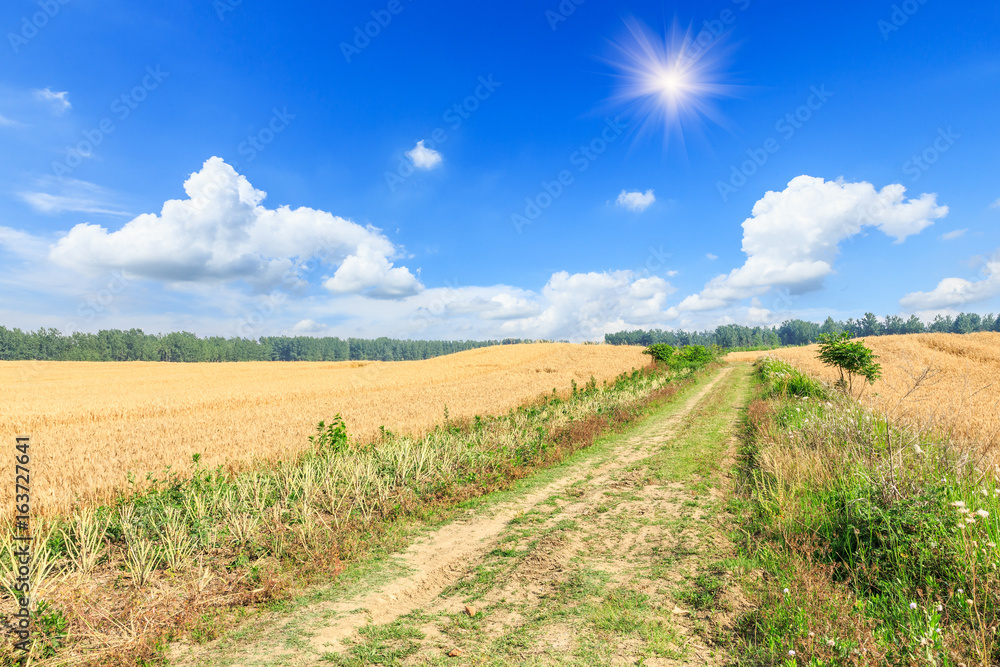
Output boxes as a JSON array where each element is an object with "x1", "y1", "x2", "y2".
[{"x1": 736, "y1": 356, "x2": 1000, "y2": 665}]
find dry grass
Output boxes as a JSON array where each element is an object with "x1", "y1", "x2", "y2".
[
  {"x1": 771, "y1": 332, "x2": 1000, "y2": 451},
  {"x1": 0, "y1": 343, "x2": 647, "y2": 517}
]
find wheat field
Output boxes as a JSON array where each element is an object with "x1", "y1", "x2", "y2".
[
  {"x1": 769, "y1": 332, "x2": 1000, "y2": 449},
  {"x1": 0, "y1": 344, "x2": 647, "y2": 517}
]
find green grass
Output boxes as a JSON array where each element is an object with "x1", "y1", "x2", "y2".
[{"x1": 732, "y1": 357, "x2": 1000, "y2": 665}]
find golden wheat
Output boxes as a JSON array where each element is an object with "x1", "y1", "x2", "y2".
[
  {"x1": 0, "y1": 343, "x2": 647, "y2": 516},
  {"x1": 770, "y1": 332, "x2": 1000, "y2": 450}
]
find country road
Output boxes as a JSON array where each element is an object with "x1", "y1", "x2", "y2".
[{"x1": 170, "y1": 363, "x2": 753, "y2": 666}]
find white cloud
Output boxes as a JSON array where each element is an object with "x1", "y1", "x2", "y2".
[
  {"x1": 19, "y1": 177, "x2": 129, "y2": 216},
  {"x1": 939, "y1": 228, "x2": 967, "y2": 241},
  {"x1": 33, "y1": 88, "x2": 70, "y2": 113},
  {"x1": 406, "y1": 140, "x2": 443, "y2": 170},
  {"x1": 49, "y1": 157, "x2": 423, "y2": 297},
  {"x1": 900, "y1": 251, "x2": 1000, "y2": 310},
  {"x1": 992, "y1": 198, "x2": 1000, "y2": 209},
  {"x1": 324, "y1": 243, "x2": 423, "y2": 299},
  {"x1": 706, "y1": 253, "x2": 718, "y2": 260},
  {"x1": 616, "y1": 189, "x2": 656, "y2": 212},
  {"x1": 496, "y1": 271, "x2": 677, "y2": 341},
  {"x1": 0, "y1": 113, "x2": 20, "y2": 127},
  {"x1": 679, "y1": 175, "x2": 948, "y2": 312}
]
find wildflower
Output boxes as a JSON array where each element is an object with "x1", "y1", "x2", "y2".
[
  {"x1": 958, "y1": 507, "x2": 970, "y2": 514},
  {"x1": 827, "y1": 639, "x2": 835, "y2": 647},
  {"x1": 909, "y1": 602, "x2": 918, "y2": 610},
  {"x1": 966, "y1": 517, "x2": 976, "y2": 524},
  {"x1": 937, "y1": 604, "x2": 943, "y2": 611},
  {"x1": 952, "y1": 501, "x2": 966, "y2": 508},
  {"x1": 958, "y1": 523, "x2": 966, "y2": 530},
  {"x1": 967, "y1": 599, "x2": 975, "y2": 606},
  {"x1": 788, "y1": 650, "x2": 796, "y2": 657},
  {"x1": 957, "y1": 588, "x2": 964, "y2": 594},
  {"x1": 976, "y1": 509, "x2": 990, "y2": 518},
  {"x1": 988, "y1": 542, "x2": 997, "y2": 548},
  {"x1": 914, "y1": 444, "x2": 924, "y2": 455},
  {"x1": 783, "y1": 587, "x2": 790, "y2": 595},
  {"x1": 808, "y1": 632, "x2": 814, "y2": 637}
]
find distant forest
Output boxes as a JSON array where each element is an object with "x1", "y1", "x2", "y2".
[
  {"x1": 0, "y1": 327, "x2": 533, "y2": 362},
  {"x1": 3, "y1": 311, "x2": 996, "y2": 363},
  {"x1": 605, "y1": 312, "x2": 1000, "y2": 348}
]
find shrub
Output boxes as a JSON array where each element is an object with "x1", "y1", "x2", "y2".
[{"x1": 816, "y1": 332, "x2": 881, "y2": 396}]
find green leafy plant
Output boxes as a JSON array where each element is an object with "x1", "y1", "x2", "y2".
[
  {"x1": 816, "y1": 332, "x2": 882, "y2": 396},
  {"x1": 308, "y1": 415, "x2": 348, "y2": 455}
]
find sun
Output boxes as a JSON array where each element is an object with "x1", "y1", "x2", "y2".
[{"x1": 604, "y1": 18, "x2": 743, "y2": 149}]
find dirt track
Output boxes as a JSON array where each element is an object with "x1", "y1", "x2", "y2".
[{"x1": 171, "y1": 364, "x2": 751, "y2": 666}]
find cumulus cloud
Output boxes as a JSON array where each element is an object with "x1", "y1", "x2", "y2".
[
  {"x1": 324, "y1": 243, "x2": 423, "y2": 298},
  {"x1": 498, "y1": 271, "x2": 677, "y2": 341},
  {"x1": 939, "y1": 229, "x2": 967, "y2": 241},
  {"x1": 33, "y1": 88, "x2": 70, "y2": 113},
  {"x1": 706, "y1": 253, "x2": 718, "y2": 260},
  {"x1": 49, "y1": 157, "x2": 423, "y2": 296},
  {"x1": 406, "y1": 140, "x2": 443, "y2": 170},
  {"x1": 616, "y1": 189, "x2": 655, "y2": 212},
  {"x1": 900, "y1": 251, "x2": 1000, "y2": 310},
  {"x1": 679, "y1": 175, "x2": 948, "y2": 312}
]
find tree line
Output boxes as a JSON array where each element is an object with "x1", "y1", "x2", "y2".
[
  {"x1": 0, "y1": 327, "x2": 534, "y2": 362},
  {"x1": 605, "y1": 311, "x2": 1000, "y2": 348}
]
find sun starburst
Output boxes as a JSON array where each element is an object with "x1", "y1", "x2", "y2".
[{"x1": 605, "y1": 18, "x2": 743, "y2": 151}]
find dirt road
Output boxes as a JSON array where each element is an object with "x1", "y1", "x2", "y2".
[{"x1": 170, "y1": 363, "x2": 752, "y2": 666}]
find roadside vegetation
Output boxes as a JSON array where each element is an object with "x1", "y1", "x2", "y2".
[
  {"x1": 734, "y1": 350, "x2": 1000, "y2": 665},
  {"x1": 0, "y1": 352, "x2": 717, "y2": 665}
]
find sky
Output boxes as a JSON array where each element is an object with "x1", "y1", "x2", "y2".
[{"x1": 1, "y1": 0, "x2": 998, "y2": 342}]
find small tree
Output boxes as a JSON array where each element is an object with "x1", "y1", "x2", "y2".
[{"x1": 816, "y1": 332, "x2": 881, "y2": 396}]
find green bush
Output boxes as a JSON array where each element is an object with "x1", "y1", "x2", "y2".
[{"x1": 643, "y1": 344, "x2": 717, "y2": 372}]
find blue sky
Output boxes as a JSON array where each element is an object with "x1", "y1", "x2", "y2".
[{"x1": 1, "y1": 0, "x2": 998, "y2": 341}]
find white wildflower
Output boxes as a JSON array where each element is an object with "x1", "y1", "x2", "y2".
[
  {"x1": 976, "y1": 509, "x2": 990, "y2": 518},
  {"x1": 951, "y1": 501, "x2": 966, "y2": 508},
  {"x1": 909, "y1": 602, "x2": 918, "y2": 610},
  {"x1": 788, "y1": 650, "x2": 796, "y2": 657}
]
